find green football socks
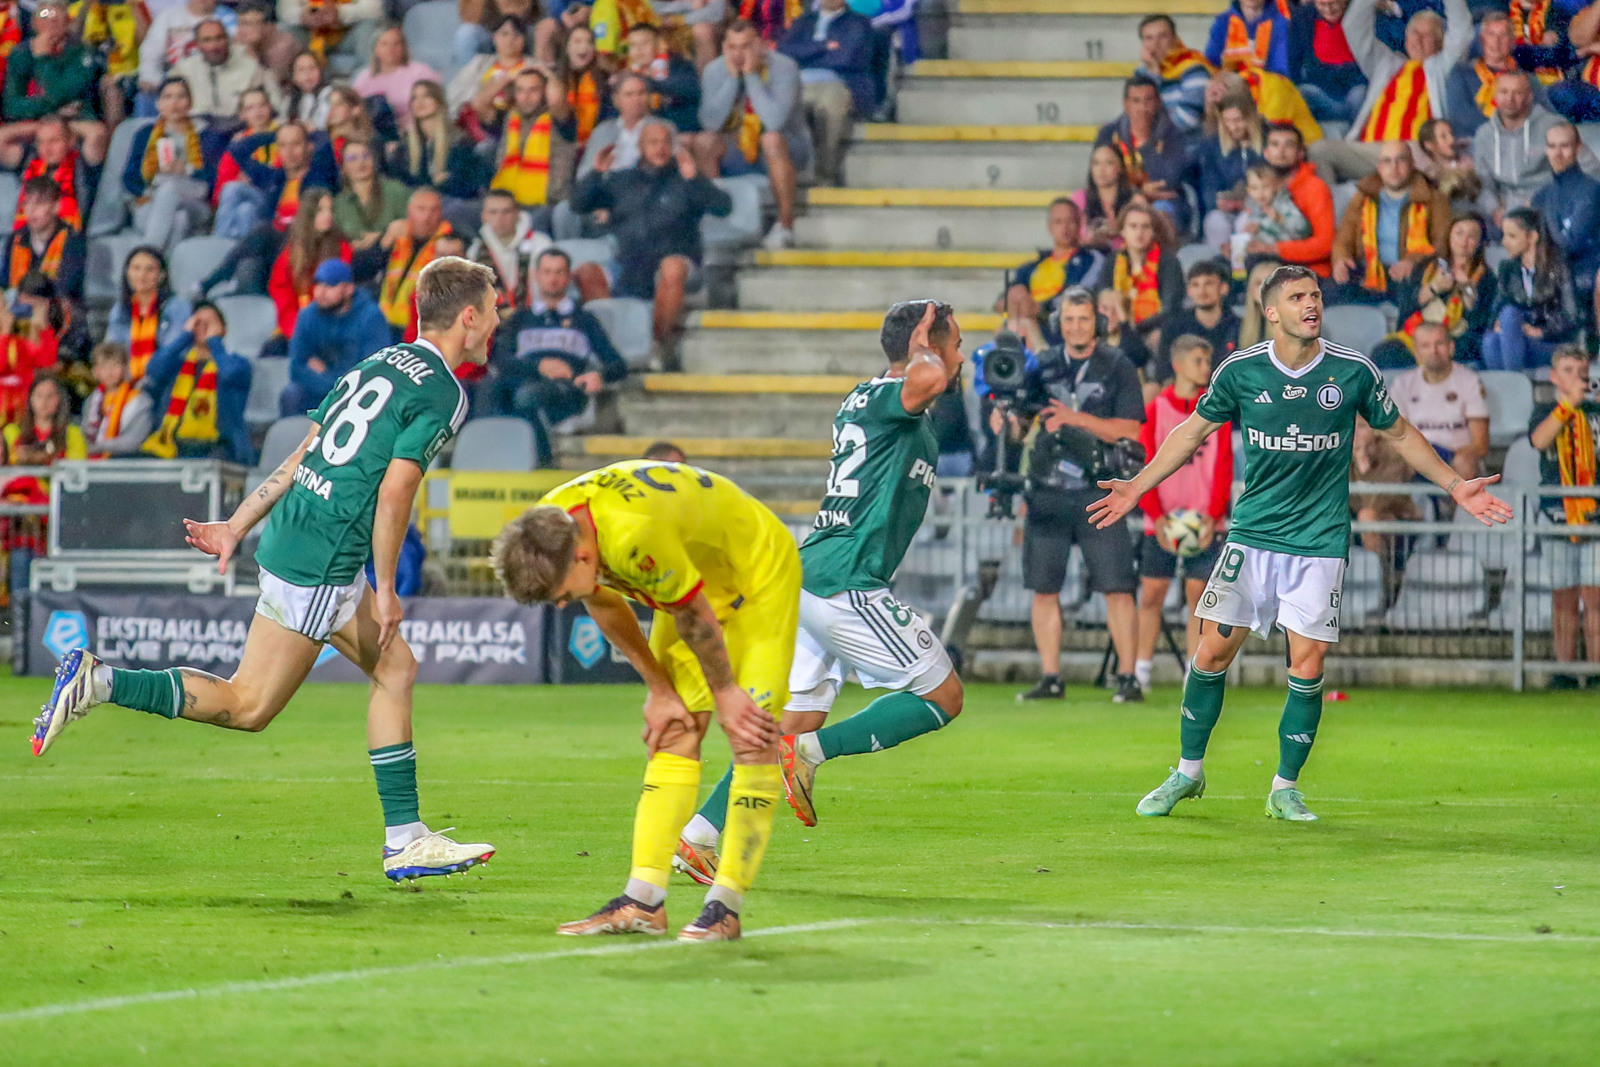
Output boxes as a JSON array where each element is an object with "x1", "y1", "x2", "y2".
[
  {"x1": 110, "y1": 667, "x2": 184, "y2": 719},
  {"x1": 818, "y1": 691, "x2": 949, "y2": 760},
  {"x1": 1179, "y1": 664, "x2": 1227, "y2": 761},
  {"x1": 369, "y1": 742, "x2": 421, "y2": 827},
  {"x1": 1277, "y1": 674, "x2": 1324, "y2": 781}
]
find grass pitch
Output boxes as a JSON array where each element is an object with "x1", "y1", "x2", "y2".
[{"x1": 3, "y1": 676, "x2": 1597, "y2": 1066}]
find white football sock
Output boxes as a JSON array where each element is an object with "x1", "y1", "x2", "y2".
[
  {"x1": 1177, "y1": 758, "x2": 1204, "y2": 780},
  {"x1": 1271, "y1": 775, "x2": 1297, "y2": 792},
  {"x1": 625, "y1": 878, "x2": 667, "y2": 907},
  {"x1": 384, "y1": 821, "x2": 428, "y2": 850},
  {"x1": 91, "y1": 665, "x2": 113, "y2": 704},
  {"x1": 1133, "y1": 659, "x2": 1152, "y2": 690},
  {"x1": 705, "y1": 884, "x2": 742, "y2": 913},
  {"x1": 795, "y1": 732, "x2": 824, "y2": 766},
  {"x1": 683, "y1": 813, "x2": 719, "y2": 848}
]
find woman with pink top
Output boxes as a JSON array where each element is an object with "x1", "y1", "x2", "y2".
[{"x1": 352, "y1": 24, "x2": 441, "y2": 130}]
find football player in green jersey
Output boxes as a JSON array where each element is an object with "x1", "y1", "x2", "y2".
[
  {"x1": 1089, "y1": 265, "x2": 1513, "y2": 822},
  {"x1": 34, "y1": 257, "x2": 503, "y2": 881},
  {"x1": 674, "y1": 302, "x2": 967, "y2": 883}
]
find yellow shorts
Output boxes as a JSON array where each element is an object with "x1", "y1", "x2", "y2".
[{"x1": 648, "y1": 566, "x2": 801, "y2": 718}]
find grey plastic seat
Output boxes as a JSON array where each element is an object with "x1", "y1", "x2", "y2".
[
  {"x1": 170, "y1": 235, "x2": 239, "y2": 297},
  {"x1": 214, "y1": 294, "x2": 280, "y2": 358},
  {"x1": 702, "y1": 177, "x2": 764, "y2": 248},
  {"x1": 585, "y1": 297, "x2": 653, "y2": 370},
  {"x1": 1385, "y1": 551, "x2": 1488, "y2": 630},
  {"x1": 452, "y1": 416, "x2": 537, "y2": 471},
  {"x1": 245, "y1": 357, "x2": 292, "y2": 428},
  {"x1": 402, "y1": 1, "x2": 458, "y2": 80},
  {"x1": 1177, "y1": 242, "x2": 1222, "y2": 274},
  {"x1": 1321, "y1": 303, "x2": 1388, "y2": 356},
  {"x1": 1477, "y1": 371, "x2": 1534, "y2": 449},
  {"x1": 88, "y1": 119, "x2": 151, "y2": 238}
]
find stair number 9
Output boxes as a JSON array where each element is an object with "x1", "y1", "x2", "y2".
[{"x1": 825, "y1": 424, "x2": 867, "y2": 498}]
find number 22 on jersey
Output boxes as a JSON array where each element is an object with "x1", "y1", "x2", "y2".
[{"x1": 824, "y1": 423, "x2": 867, "y2": 498}]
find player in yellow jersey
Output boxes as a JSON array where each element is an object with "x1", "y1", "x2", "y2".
[{"x1": 492, "y1": 460, "x2": 801, "y2": 942}]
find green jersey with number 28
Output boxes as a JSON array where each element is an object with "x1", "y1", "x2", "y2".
[
  {"x1": 255, "y1": 341, "x2": 468, "y2": 587},
  {"x1": 1196, "y1": 338, "x2": 1398, "y2": 559},
  {"x1": 801, "y1": 377, "x2": 939, "y2": 597}
]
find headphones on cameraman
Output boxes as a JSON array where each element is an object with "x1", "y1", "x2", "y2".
[{"x1": 1045, "y1": 286, "x2": 1108, "y2": 342}]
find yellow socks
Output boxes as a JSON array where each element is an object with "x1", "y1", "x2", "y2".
[
  {"x1": 627, "y1": 752, "x2": 701, "y2": 904},
  {"x1": 708, "y1": 763, "x2": 781, "y2": 912}
]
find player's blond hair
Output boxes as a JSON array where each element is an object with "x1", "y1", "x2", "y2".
[{"x1": 493, "y1": 505, "x2": 581, "y2": 604}]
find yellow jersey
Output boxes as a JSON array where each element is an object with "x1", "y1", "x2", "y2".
[{"x1": 539, "y1": 460, "x2": 797, "y2": 615}]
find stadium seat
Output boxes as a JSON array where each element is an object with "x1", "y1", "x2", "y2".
[
  {"x1": 1577, "y1": 122, "x2": 1600, "y2": 149},
  {"x1": 1385, "y1": 550, "x2": 1488, "y2": 630},
  {"x1": 585, "y1": 297, "x2": 653, "y2": 370},
  {"x1": 85, "y1": 232, "x2": 146, "y2": 307},
  {"x1": 1499, "y1": 436, "x2": 1543, "y2": 492},
  {"x1": 88, "y1": 118, "x2": 150, "y2": 237},
  {"x1": 1484, "y1": 244, "x2": 1509, "y2": 273},
  {"x1": 1341, "y1": 546, "x2": 1385, "y2": 629},
  {"x1": 1478, "y1": 370, "x2": 1534, "y2": 449},
  {"x1": 0, "y1": 171, "x2": 17, "y2": 226},
  {"x1": 1445, "y1": 501, "x2": 1522, "y2": 569},
  {"x1": 452, "y1": 416, "x2": 537, "y2": 470},
  {"x1": 1321, "y1": 304, "x2": 1388, "y2": 355},
  {"x1": 1177, "y1": 242, "x2": 1222, "y2": 274},
  {"x1": 1320, "y1": 120, "x2": 1350, "y2": 140},
  {"x1": 169, "y1": 235, "x2": 238, "y2": 297},
  {"x1": 703, "y1": 177, "x2": 764, "y2": 248},
  {"x1": 553, "y1": 237, "x2": 617, "y2": 271},
  {"x1": 255, "y1": 415, "x2": 313, "y2": 478},
  {"x1": 403, "y1": 1, "x2": 459, "y2": 81},
  {"x1": 1331, "y1": 181, "x2": 1358, "y2": 225},
  {"x1": 214, "y1": 294, "x2": 279, "y2": 359},
  {"x1": 245, "y1": 356, "x2": 291, "y2": 428}
]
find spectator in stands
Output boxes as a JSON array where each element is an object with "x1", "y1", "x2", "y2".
[
  {"x1": 998, "y1": 198, "x2": 1104, "y2": 347},
  {"x1": 1104, "y1": 203, "x2": 1183, "y2": 341},
  {"x1": 284, "y1": 49, "x2": 332, "y2": 128},
  {"x1": 1529, "y1": 344, "x2": 1600, "y2": 687},
  {"x1": 450, "y1": 15, "x2": 532, "y2": 132},
  {"x1": 1331, "y1": 140, "x2": 1450, "y2": 303},
  {"x1": 1097, "y1": 287, "x2": 1152, "y2": 390},
  {"x1": 778, "y1": 0, "x2": 874, "y2": 188},
  {"x1": 1197, "y1": 91, "x2": 1265, "y2": 249},
  {"x1": 1533, "y1": 121, "x2": 1600, "y2": 319},
  {"x1": 3, "y1": 178, "x2": 85, "y2": 303},
  {"x1": 467, "y1": 189, "x2": 539, "y2": 305},
  {"x1": 1375, "y1": 210, "x2": 1495, "y2": 366},
  {"x1": 281, "y1": 258, "x2": 387, "y2": 415},
  {"x1": 558, "y1": 26, "x2": 610, "y2": 156},
  {"x1": 215, "y1": 119, "x2": 338, "y2": 251},
  {"x1": 1414, "y1": 115, "x2": 1482, "y2": 210},
  {"x1": 1390, "y1": 320, "x2": 1489, "y2": 482},
  {"x1": 1288, "y1": 0, "x2": 1367, "y2": 124},
  {"x1": 123, "y1": 76, "x2": 222, "y2": 252},
  {"x1": 394, "y1": 80, "x2": 489, "y2": 202},
  {"x1": 459, "y1": 0, "x2": 539, "y2": 67},
  {"x1": 696, "y1": 19, "x2": 808, "y2": 251},
  {"x1": 2, "y1": 374, "x2": 86, "y2": 513},
  {"x1": 1136, "y1": 14, "x2": 1213, "y2": 133},
  {"x1": 1237, "y1": 158, "x2": 1312, "y2": 252},
  {"x1": 1311, "y1": 0, "x2": 1471, "y2": 182},
  {"x1": 653, "y1": 0, "x2": 725, "y2": 71},
  {"x1": 1552, "y1": 1, "x2": 1600, "y2": 123},
  {"x1": 1445, "y1": 12, "x2": 1542, "y2": 139},
  {"x1": 72, "y1": 0, "x2": 142, "y2": 125},
  {"x1": 332, "y1": 139, "x2": 409, "y2": 255},
  {"x1": 1095, "y1": 75, "x2": 1191, "y2": 233},
  {"x1": 1350, "y1": 411, "x2": 1417, "y2": 608},
  {"x1": 106, "y1": 246, "x2": 191, "y2": 383},
  {"x1": 1135, "y1": 334, "x2": 1231, "y2": 687},
  {"x1": 4, "y1": 3, "x2": 109, "y2": 163},
  {"x1": 374, "y1": 187, "x2": 450, "y2": 335},
  {"x1": 325, "y1": 84, "x2": 380, "y2": 158},
  {"x1": 487, "y1": 247, "x2": 627, "y2": 463},
  {"x1": 268, "y1": 187, "x2": 350, "y2": 339},
  {"x1": 1482, "y1": 207, "x2": 1577, "y2": 370},
  {"x1": 172, "y1": 16, "x2": 283, "y2": 120},
  {"x1": 573, "y1": 119, "x2": 732, "y2": 346},
  {"x1": 82, "y1": 342, "x2": 155, "y2": 457},
  {"x1": 1073, "y1": 144, "x2": 1137, "y2": 252},
  {"x1": 234, "y1": 0, "x2": 300, "y2": 83},
  {"x1": 139, "y1": 301, "x2": 252, "y2": 464},
  {"x1": 0, "y1": 117, "x2": 94, "y2": 230},
  {"x1": 1205, "y1": 0, "x2": 1290, "y2": 76},
  {"x1": 0, "y1": 284, "x2": 61, "y2": 425},
  {"x1": 624, "y1": 22, "x2": 700, "y2": 135},
  {"x1": 533, "y1": 1, "x2": 593, "y2": 67},
  {"x1": 21, "y1": 272, "x2": 90, "y2": 383},
  {"x1": 1153, "y1": 260, "x2": 1239, "y2": 385},
  {"x1": 138, "y1": 0, "x2": 235, "y2": 112},
  {"x1": 1206, "y1": 65, "x2": 1324, "y2": 145},
  {"x1": 281, "y1": 0, "x2": 382, "y2": 78},
  {"x1": 579, "y1": 71, "x2": 654, "y2": 178},
  {"x1": 490, "y1": 68, "x2": 576, "y2": 228},
  {"x1": 353, "y1": 23, "x2": 439, "y2": 130},
  {"x1": 1237, "y1": 123, "x2": 1336, "y2": 342},
  {"x1": 1474, "y1": 70, "x2": 1567, "y2": 225}
]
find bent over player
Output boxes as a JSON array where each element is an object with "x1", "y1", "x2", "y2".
[
  {"x1": 493, "y1": 461, "x2": 799, "y2": 941},
  {"x1": 1089, "y1": 265, "x2": 1512, "y2": 821},
  {"x1": 33, "y1": 257, "x2": 502, "y2": 881},
  {"x1": 676, "y1": 301, "x2": 965, "y2": 881}
]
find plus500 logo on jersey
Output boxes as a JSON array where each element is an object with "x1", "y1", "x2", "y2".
[{"x1": 1246, "y1": 426, "x2": 1343, "y2": 452}]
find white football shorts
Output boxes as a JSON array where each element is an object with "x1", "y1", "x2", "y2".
[
  {"x1": 787, "y1": 587, "x2": 953, "y2": 713},
  {"x1": 1194, "y1": 543, "x2": 1345, "y2": 643},
  {"x1": 256, "y1": 568, "x2": 366, "y2": 643}
]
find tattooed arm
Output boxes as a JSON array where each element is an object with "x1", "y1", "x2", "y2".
[
  {"x1": 667, "y1": 590, "x2": 778, "y2": 755},
  {"x1": 183, "y1": 423, "x2": 320, "y2": 575}
]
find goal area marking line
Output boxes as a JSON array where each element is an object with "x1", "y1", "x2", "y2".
[{"x1": 3, "y1": 916, "x2": 1595, "y2": 1026}]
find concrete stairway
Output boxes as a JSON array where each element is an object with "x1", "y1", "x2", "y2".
[{"x1": 556, "y1": 0, "x2": 1224, "y2": 508}]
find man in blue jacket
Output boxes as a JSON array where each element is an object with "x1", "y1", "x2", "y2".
[
  {"x1": 778, "y1": 0, "x2": 874, "y2": 187},
  {"x1": 280, "y1": 259, "x2": 390, "y2": 416},
  {"x1": 1533, "y1": 121, "x2": 1600, "y2": 317},
  {"x1": 216, "y1": 121, "x2": 339, "y2": 238}
]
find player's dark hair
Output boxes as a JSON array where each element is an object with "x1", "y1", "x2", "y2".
[
  {"x1": 416, "y1": 256, "x2": 498, "y2": 333},
  {"x1": 1138, "y1": 14, "x2": 1176, "y2": 34},
  {"x1": 1264, "y1": 121, "x2": 1303, "y2": 150},
  {"x1": 493, "y1": 505, "x2": 581, "y2": 604},
  {"x1": 880, "y1": 299, "x2": 954, "y2": 365},
  {"x1": 642, "y1": 441, "x2": 687, "y2": 462},
  {"x1": 1258, "y1": 263, "x2": 1318, "y2": 308},
  {"x1": 1185, "y1": 259, "x2": 1228, "y2": 285}
]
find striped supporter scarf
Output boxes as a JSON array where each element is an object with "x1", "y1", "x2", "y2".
[
  {"x1": 570, "y1": 70, "x2": 600, "y2": 146},
  {"x1": 140, "y1": 120, "x2": 203, "y2": 186},
  {"x1": 1360, "y1": 195, "x2": 1433, "y2": 291},
  {"x1": 8, "y1": 227, "x2": 66, "y2": 289},
  {"x1": 142, "y1": 345, "x2": 218, "y2": 458},
  {"x1": 1221, "y1": 14, "x2": 1273, "y2": 72},
  {"x1": 1361, "y1": 61, "x2": 1429, "y2": 142},
  {"x1": 1551, "y1": 402, "x2": 1598, "y2": 530},
  {"x1": 14, "y1": 152, "x2": 81, "y2": 229},
  {"x1": 1159, "y1": 42, "x2": 1213, "y2": 82},
  {"x1": 379, "y1": 223, "x2": 450, "y2": 328},
  {"x1": 491, "y1": 110, "x2": 552, "y2": 207},
  {"x1": 127, "y1": 297, "x2": 159, "y2": 382},
  {"x1": 1114, "y1": 244, "x2": 1163, "y2": 325}
]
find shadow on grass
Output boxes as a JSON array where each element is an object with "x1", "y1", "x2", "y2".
[{"x1": 599, "y1": 945, "x2": 925, "y2": 985}]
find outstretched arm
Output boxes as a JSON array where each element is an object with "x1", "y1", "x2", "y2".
[
  {"x1": 1087, "y1": 409, "x2": 1222, "y2": 529},
  {"x1": 1375, "y1": 415, "x2": 1513, "y2": 526},
  {"x1": 183, "y1": 424, "x2": 319, "y2": 573}
]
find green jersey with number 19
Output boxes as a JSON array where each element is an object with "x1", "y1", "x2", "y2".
[
  {"x1": 255, "y1": 341, "x2": 468, "y2": 587},
  {"x1": 800, "y1": 376, "x2": 939, "y2": 597},
  {"x1": 1195, "y1": 338, "x2": 1398, "y2": 559}
]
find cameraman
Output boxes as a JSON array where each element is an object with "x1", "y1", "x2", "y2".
[{"x1": 993, "y1": 287, "x2": 1146, "y2": 704}]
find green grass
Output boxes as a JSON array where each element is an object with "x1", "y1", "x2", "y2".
[{"x1": 3, "y1": 677, "x2": 1598, "y2": 1066}]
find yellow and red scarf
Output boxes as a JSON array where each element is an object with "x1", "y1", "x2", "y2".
[
  {"x1": 1108, "y1": 131, "x2": 1147, "y2": 187},
  {"x1": 1473, "y1": 59, "x2": 1501, "y2": 117},
  {"x1": 128, "y1": 296, "x2": 160, "y2": 382},
  {"x1": 1114, "y1": 244, "x2": 1164, "y2": 324},
  {"x1": 273, "y1": 175, "x2": 301, "y2": 231},
  {"x1": 142, "y1": 345, "x2": 218, "y2": 458},
  {"x1": 1361, "y1": 60, "x2": 1430, "y2": 142},
  {"x1": 1221, "y1": 13, "x2": 1273, "y2": 72},
  {"x1": 140, "y1": 120, "x2": 203, "y2": 186},
  {"x1": 492, "y1": 110, "x2": 553, "y2": 207},
  {"x1": 306, "y1": 0, "x2": 354, "y2": 60},
  {"x1": 99, "y1": 380, "x2": 133, "y2": 441},
  {"x1": 17, "y1": 152, "x2": 83, "y2": 230},
  {"x1": 1360, "y1": 195, "x2": 1433, "y2": 291},
  {"x1": 1550, "y1": 401, "x2": 1598, "y2": 529},
  {"x1": 1402, "y1": 261, "x2": 1483, "y2": 339},
  {"x1": 1159, "y1": 42, "x2": 1213, "y2": 83},
  {"x1": 0, "y1": 4, "x2": 22, "y2": 64},
  {"x1": 8, "y1": 226, "x2": 66, "y2": 288},
  {"x1": 1509, "y1": 0, "x2": 1564, "y2": 83},
  {"x1": 570, "y1": 70, "x2": 601, "y2": 146},
  {"x1": 379, "y1": 222, "x2": 450, "y2": 328}
]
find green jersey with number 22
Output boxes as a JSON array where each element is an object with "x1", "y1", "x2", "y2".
[
  {"x1": 801, "y1": 377, "x2": 939, "y2": 597},
  {"x1": 254, "y1": 341, "x2": 468, "y2": 587}
]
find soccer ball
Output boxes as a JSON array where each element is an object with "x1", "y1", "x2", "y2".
[{"x1": 1162, "y1": 509, "x2": 1208, "y2": 559}]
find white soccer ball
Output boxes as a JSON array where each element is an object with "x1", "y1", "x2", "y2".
[{"x1": 1162, "y1": 508, "x2": 1208, "y2": 559}]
